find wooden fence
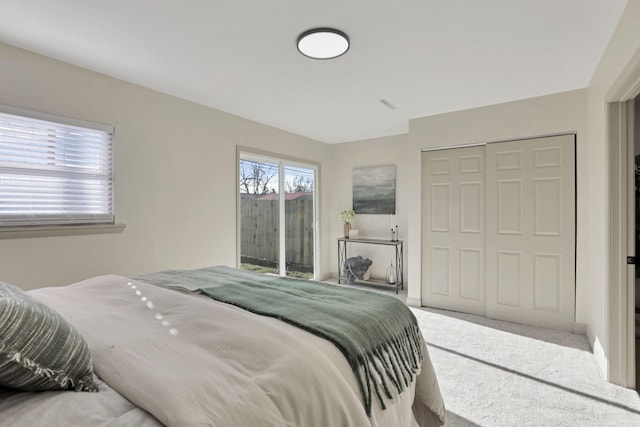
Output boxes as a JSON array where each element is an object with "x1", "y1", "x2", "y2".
[{"x1": 240, "y1": 197, "x2": 314, "y2": 267}]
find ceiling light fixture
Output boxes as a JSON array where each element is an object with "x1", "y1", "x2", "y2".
[{"x1": 297, "y1": 28, "x2": 350, "y2": 60}]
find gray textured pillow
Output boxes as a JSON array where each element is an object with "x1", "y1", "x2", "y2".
[{"x1": 0, "y1": 282, "x2": 98, "y2": 392}]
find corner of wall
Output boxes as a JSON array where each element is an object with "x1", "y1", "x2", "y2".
[
  {"x1": 406, "y1": 296, "x2": 422, "y2": 307},
  {"x1": 573, "y1": 322, "x2": 587, "y2": 335},
  {"x1": 586, "y1": 323, "x2": 609, "y2": 381}
]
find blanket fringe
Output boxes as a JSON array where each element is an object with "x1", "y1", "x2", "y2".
[{"x1": 356, "y1": 324, "x2": 424, "y2": 416}]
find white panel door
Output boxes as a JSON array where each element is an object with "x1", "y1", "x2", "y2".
[
  {"x1": 485, "y1": 135, "x2": 575, "y2": 331},
  {"x1": 422, "y1": 146, "x2": 486, "y2": 315}
]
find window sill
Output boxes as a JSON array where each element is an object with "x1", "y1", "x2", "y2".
[{"x1": 0, "y1": 223, "x2": 126, "y2": 240}]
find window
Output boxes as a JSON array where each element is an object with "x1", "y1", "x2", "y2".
[
  {"x1": 0, "y1": 107, "x2": 114, "y2": 227},
  {"x1": 238, "y1": 150, "x2": 318, "y2": 279}
]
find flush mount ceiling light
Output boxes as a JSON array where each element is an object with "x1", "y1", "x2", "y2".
[{"x1": 297, "y1": 28, "x2": 350, "y2": 59}]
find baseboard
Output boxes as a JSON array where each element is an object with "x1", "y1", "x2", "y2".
[
  {"x1": 573, "y1": 322, "x2": 587, "y2": 335},
  {"x1": 406, "y1": 296, "x2": 421, "y2": 307},
  {"x1": 585, "y1": 323, "x2": 595, "y2": 352}
]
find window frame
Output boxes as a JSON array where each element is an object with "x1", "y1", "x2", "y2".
[
  {"x1": 236, "y1": 146, "x2": 320, "y2": 279},
  {"x1": 0, "y1": 105, "x2": 124, "y2": 238}
]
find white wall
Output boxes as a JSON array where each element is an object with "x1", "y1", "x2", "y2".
[
  {"x1": 0, "y1": 42, "x2": 333, "y2": 289},
  {"x1": 327, "y1": 134, "x2": 410, "y2": 282},
  {"x1": 406, "y1": 89, "x2": 589, "y2": 318}
]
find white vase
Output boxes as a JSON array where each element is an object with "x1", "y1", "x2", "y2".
[{"x1": 386, "y1": 261, "x2": 396, "y2": 284}]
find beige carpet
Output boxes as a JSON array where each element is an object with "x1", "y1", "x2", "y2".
[
  {"x1": 410, "y1": 306, "x2": 640, "y2": 426},
  {"x1": 331, "y1": 280, "x2": 640, "y2": 426}
]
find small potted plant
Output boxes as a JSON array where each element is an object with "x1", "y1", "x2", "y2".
[{"x1": 339, "y1": 209, "x2": 356, "y2": 238}]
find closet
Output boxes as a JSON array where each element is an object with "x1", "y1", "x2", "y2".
[{"x1": 421, "y1": 134, "x2": 576, "y2": 331}]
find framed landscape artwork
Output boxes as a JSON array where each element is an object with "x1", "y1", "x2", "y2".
[{"x1": 352, "y1": 165, "x2": 396, "y2": 214}]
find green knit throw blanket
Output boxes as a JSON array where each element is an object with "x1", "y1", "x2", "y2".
[{"x1": 133, "y1": 266, "x2": 424, "y2": 416}]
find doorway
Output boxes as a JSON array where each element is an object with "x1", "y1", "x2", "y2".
[{"x1": 634, "y1": 95, "x2": 640, "y2": 392}]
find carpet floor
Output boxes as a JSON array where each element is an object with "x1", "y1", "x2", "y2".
[
  {"x1": 333, "y1": 280, "x2": 640, "y2": 426},
  {"x1": 411, "y1": 306, "x2": 640, "y2": 426}
]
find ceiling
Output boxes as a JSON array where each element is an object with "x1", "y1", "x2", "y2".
[{"x1": 0, "y1": 1, "x2": 628, "y2": 144}]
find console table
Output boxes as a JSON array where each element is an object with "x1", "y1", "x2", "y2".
[{"x1": 337, "y1": 237, "x2": 404, "y2": 293}]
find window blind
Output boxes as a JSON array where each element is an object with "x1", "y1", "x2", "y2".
[{"x1": 0, "y1": 109, "x2": 114, "y2": 226}]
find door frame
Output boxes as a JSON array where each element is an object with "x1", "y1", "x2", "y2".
[
  {"x1": 606, "y1": 48, "x2": 640, "y2": 388},
  {"x1": 607, "y1": 100, "x2": 636, "y2": 387}
]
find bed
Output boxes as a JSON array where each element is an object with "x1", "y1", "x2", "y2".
[{"x1": 0, "y1": 266, "x2": 445, "y2": 426}]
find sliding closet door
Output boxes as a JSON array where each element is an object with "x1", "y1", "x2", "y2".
[
  {"x1": 421, "y1": 146, "x2": 486, "y2": 316},
  {"x1": 485, "y1": 135, "x2": 575, "y2": 331}
]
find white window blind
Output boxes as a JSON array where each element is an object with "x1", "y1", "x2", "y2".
[{"x1": 0, "y1": 109, "x2": 114, "y2": 227}]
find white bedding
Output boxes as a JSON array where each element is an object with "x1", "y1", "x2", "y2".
[
  {"x1": 0, "y1": 377, "x2": 162, "y2": 427},
  {"x1": 5, "y1": 274, "x2": 444, "y2": 426}
]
